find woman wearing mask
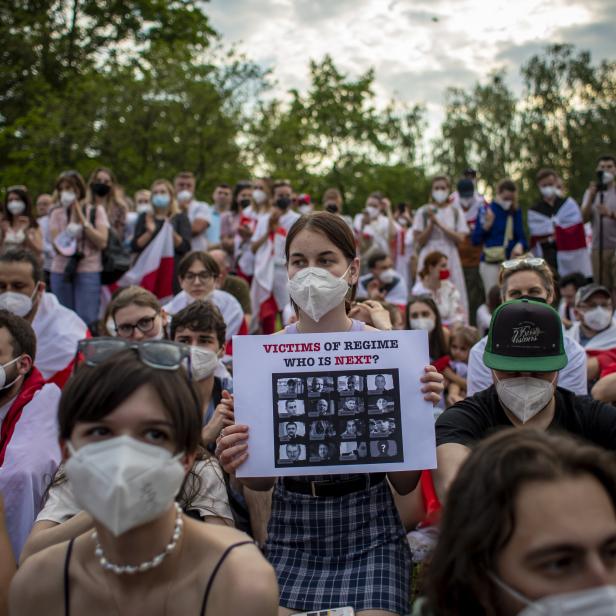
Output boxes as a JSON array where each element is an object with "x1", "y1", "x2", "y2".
[
  {"x1": 217, "y1": 212, "x2": 444, "y2": 615},
  {"x1": 412, "y1": 176, "x2": 469, "y2": 318},
  {"x1": 1, "y1": 186, "x2": 43, "y2": 257},
  {"x1": 131, "y1": 179, "x2": 191, "y2": 295},
  {"x1": 85, "y1": 167, "x2": 128, "y2": 241},
  {"x1": 49, "y1": 170, "x2": 109, "y2": 324},
  {"x1": 472, "y1": 179, "x2": 527, "y2": 298},
  {"x1": 221, "y1": 182, "x2": 256, "y2": 281},
  {"x1": 11, "y1": 348, "x2": 278, "y2": 615},
  {"x1": 421, "y1": 429, "x2": 616, "y2": 616},
  {"x1": 412, "y1": 251, "x2": 466, "y2": 327}
]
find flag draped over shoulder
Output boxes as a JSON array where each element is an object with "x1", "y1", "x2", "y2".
[{"x1": 528, "y1": 197, "x2": 592, "y2": 277}]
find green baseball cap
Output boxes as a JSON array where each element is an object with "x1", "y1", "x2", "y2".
[{"x1": 483, "y1": 299, "x2": 568, "y2": 372}]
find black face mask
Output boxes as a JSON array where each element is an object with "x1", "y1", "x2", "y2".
[
  {"x1": 239, "y1": 198, "x2": 251, "y2": 209},
  {"x1": 275, "y1": 196, "x2": 291, "y2": 210},
  {"x1": 91, "y1": 182, "x2": 111, "y2": 197},
  {"x1": 325, "y1": 203, "x2": 339, "y2": 214}
]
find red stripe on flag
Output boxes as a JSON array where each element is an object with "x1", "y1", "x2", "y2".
[
  {"x1": 140, "y1": 255, "x2": 175, "y2": 299},
  {"x1": 555, "y1": 223, "x2": 586, "y2": 251}
]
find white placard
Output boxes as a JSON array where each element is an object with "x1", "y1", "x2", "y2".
[{"x1": 233, "y1": 329, "x2": 436, "y2": 477}]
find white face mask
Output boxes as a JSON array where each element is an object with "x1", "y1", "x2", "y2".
[
  {"x1": 60, "y1": 190, "x2": 76, "y2": 207},
  {"x1": 7, "y1": 200, "x2": 26, "y2": 215},
  {"x1": 459, "y1": 197, "x2": 472, "y2": 208},
  {"x1": 432, "y1": 189, "x2": 449, "y2": 204},
  {"x1": 252, "y1": 189, "x2": 267, "y2": 205},
  {"x1": 365, "y1": 205, "x2": 379, "y2": 219},
  {"x1": 137, "y1": 203, "x2": 152, "y2": 215},
  {"x1": 0, "y1": 283, "x2": 38, "y2": 318},
  {"x1": 491, "y1": 572, "x2": 616, "y2": 616},
  {"x1": 190, "y1": 346, "x2": 218, "y2": 381},
  {"x1": 288, "y1": 266, "x2": 351, "y2": 323},
  {"x1": 540, "y1": 185, "x2": 557, "y2": 199},
  {"x1": 177, "y1": 190, "x2": 192, "y2": 203},
  {"x1": 499, "y1": 199, "x2": 513, "y2": 210},
  {"x1": 495, "y1": 375, "x2": 555, "y2": 423},
  {"x1": 583, "y1": 306, "x2": 613, "y2": 332},
  {"x1": 65, "y1": 435, "x2": 186, "y2": 537},
  {"x1": 379, "y1": 268, "x2": 397, "y2": 285},
  {"x1": 410, "y1": 317, "x2": 435, "y2": 333},
  {"x1": 0, "y1": 356, "x2": 23, "y2": 390},
  {"x1": 603, "y1": 171, "x2": 615, "y2": 185}
]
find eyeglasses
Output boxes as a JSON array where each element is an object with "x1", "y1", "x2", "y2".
[
  {"x1": 501, "y1": 257, "x2": 546, "y2": 271},
  {"x1": 183, "y1": 271, "x2": 214, "y2": 282},
  {"x1": 76, "y1": 338, "x2": 190, "y2": 371},
  {"x1": 114, "y1": 315, "x2": 157, "y2": 338}
]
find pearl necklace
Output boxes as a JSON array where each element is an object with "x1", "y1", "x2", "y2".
[{"x1": 92, "y1": 502, "x2": 184, "y2": 575}]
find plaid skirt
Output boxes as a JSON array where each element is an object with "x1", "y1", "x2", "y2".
[{"x1": 265, "y1": 476, "x2": 412, "y2": 613}]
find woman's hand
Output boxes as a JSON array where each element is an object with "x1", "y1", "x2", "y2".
[
  {"x1": 350, "y1": 299, "x2": 392, "y2": 331},
  {"x1": 421, "y1": 365, "x2": 444, "y2": 406},
  {"x1": 15, "y1": 216, "x2": 30, "y2": 230},
  {"x1": 216, "y1": 424, "x2": 249, "y2": 474},
  {"x1": 483, "y1": 206, "x2": 495, "y2": 230},
  {"x1": 511, "y1": 242, "x2": 524, "y2": 257},
  {"x1": 145, "y1": 213, "x2": 156, "y2": 234}
]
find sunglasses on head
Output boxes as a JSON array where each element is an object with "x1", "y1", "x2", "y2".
[
  {"x1": 75, "y1": 338, "x2": 191, "y2": 372},
  {"x1": 501, "y1": 257, "x2": 546, "y2": 271}
]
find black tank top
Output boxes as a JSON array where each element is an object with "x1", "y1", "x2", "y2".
[{"x1": 63, "y1": 538, "x2": 254, "y2": 616}]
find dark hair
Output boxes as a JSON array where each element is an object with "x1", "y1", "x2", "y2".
[
  {"x1": 406, "y1": 295, "x2": 447, "y2": 360},
  {"x1": 0, "y1": 309, "x2": 36, "y2": 362},
  {"x1": 4, "y1": 185, "x2": 37, "y2": 227},
  {"x1": 54, "y1": 170, "x2": 87, "y2": 201},
  {"x1": 231, "y1": 181, "x2": 253, "y2": 214},
  {"x1": 59, "y1": 350, "x2": 202, "y2": 454},
  {"x1": 286, "y1": 421, "x2": 297, "y2": 428},
  {"x1": 178, "y1": 251, "x2": 220, "y2": 280},
  {"x1": 496, "y1": 179, "x2": 516, "y2": 194},
  {"x1": 170, "y1": 300, "x2": 226, "y2": 349},
  {"x1": 420, "y1": 251, "x2": 447, "y2": 278},
  {"x1": 536, "y1": 168, "x2": 558, "y2": 183},
  {"x1": 598, "y1": 154, "x2": 616, "y2": 165},
  {"x1": 424, "y1": 429, "x2": 616, "y2": 616},
  {"x1": 285, "y1": 212, "x2": 358, "y2": 311},
  {"x1": 559, "y1": 272, "x2": 587, "y2": 291},
  {"x1": 367, "y1": 251, "x2": 388, "y2": 270},
  {"x1": 273, "y1": 181, "x2": 292, "y2": 193},
  {"x1": 0, "y1": 248, "x2": 44, "y2": 284},
  {"x1": 215, "y1": 183, "x2": 231, "y2": 190}
]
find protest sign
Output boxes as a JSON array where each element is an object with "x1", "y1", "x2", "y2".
[{"x1": 233, "y1": 329, "x2": 436, "y2": 477}]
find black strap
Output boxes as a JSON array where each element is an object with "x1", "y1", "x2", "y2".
[
  {"x1": 200, "y1": 541, "x2": 254, "y2": 616},
  {"x1": 64, "y1": 538, "x2": 75, "y2": 616}
]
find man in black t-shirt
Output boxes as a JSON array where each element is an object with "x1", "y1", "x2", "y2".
[{"x1": 434, "y1": 299, "x2": 616, "y2": 501}]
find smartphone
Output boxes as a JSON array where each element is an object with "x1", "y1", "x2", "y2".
[{"x1": 292, "y1": 609, "x2": 355, "y2": 616}]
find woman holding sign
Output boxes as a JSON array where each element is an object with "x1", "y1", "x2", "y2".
[{"x1": 217, "y1": 212, "x2": 444, "y2": 616}]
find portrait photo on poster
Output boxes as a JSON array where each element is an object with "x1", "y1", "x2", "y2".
[{"x1": 271, "y1": 369, "x2": 404, "y2": 468}]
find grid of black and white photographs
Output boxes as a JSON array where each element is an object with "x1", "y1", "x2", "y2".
[{"x1": 272, "y1": 370, "x2": 403, "y2": 468}]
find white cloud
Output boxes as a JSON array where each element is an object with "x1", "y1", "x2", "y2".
[{"x1": 204, "y1": 0, "x2": 616, "y2": 137}]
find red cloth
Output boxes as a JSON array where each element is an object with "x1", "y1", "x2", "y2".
[
  {"x1": 0, "y1": 367, "x2": 47, "y2": 466},
  {"x1": 46, "y1": 328, "x2": 90, "y2": 389},
  {"x1": 432, "y1": 354, "x2": 451, "y2": 373},
  {"x1": 225, "y1": 319, "x2": 249, "y2": 356},
  {"x1": 419, "y1": 470, "x2": 441, "y2": 527}
]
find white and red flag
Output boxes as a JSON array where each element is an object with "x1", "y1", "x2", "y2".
[
  {"x1": 109, "y1": 221, "x2": 175, "y2": 301},
  {"x1": 528, "y1": 197, "x2": 592, "y2": 277}
]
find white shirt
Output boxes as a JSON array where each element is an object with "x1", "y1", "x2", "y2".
[
  {"x1": 186, "y1": 200, "x2": 212, "y2": 251},
  {"x1": 467, "y1": 333, "x2": 588, "y2": 396}
]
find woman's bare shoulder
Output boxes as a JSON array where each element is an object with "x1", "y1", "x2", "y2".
[{"x1": 10, "y1": 541, "x2": 66, "y2": 614}]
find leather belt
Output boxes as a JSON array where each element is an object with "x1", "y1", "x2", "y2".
[{"x1": 283, "y1": 473, "x2": 386, "y2": 497}]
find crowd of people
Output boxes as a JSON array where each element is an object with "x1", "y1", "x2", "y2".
[{"x1": 2, "y1": 154, "x2": 616, "y2": 615}]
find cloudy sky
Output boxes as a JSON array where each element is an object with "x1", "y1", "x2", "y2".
[{"x1": 205, "y1": 0, "x2": 615, "y2": 135}]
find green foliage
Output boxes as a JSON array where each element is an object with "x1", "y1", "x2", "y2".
[{"x1": 248, "y1": 55, "x2": 429, "y2": 213}]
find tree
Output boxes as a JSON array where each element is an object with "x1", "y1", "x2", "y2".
[{"x1": 248, "y1": 55, "x2": 428, "y2": 212}]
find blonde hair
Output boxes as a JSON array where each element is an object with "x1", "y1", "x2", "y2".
[
  {"x1": 150, "y1": 178, "x2": 178, "y2": 216},
  {"x1": 110, "y1": 286, "x2": 162, "y2": 318},
  {"x1": 498, "y1": 253, "x2": 555, "y2": 300},
  {"x1": 85, "y1": 167, "x2": 128, "y2": 212}
]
